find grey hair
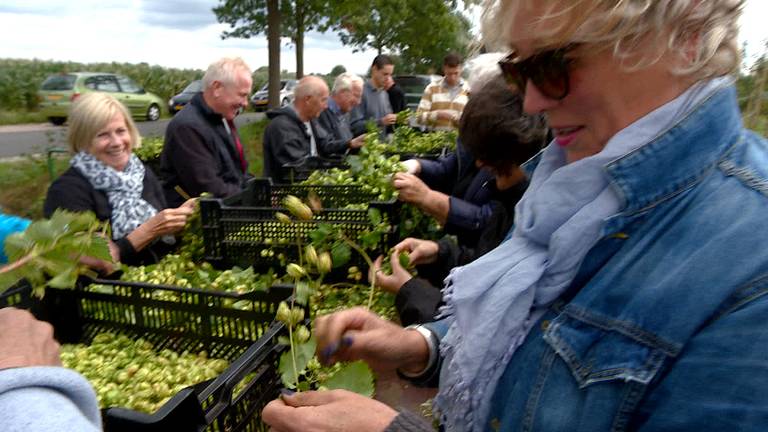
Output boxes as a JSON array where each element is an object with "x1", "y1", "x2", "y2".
[
  {"x1": 294, "y1": 75, "x2": 329, "y2": 99},
  {"x1": 483, "y1": 0, "x2": 744, "y2": 79},
  {"x1": 202, "y1": 57, "x2": 252, "y2": 89},
  {"x1": 332, "y1": 72, "x2": 364, "y2": 94},
  {"x1": 465, "y1": 52, "x2": 506, "y2": 93}
]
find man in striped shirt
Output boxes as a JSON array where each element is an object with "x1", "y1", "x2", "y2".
[{"x1": 415, "y1": 53, "x2": 470, "y2": 132}]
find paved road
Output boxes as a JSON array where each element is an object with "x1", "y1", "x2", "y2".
[{"x1": 0, "y1": 112, "x2": 264, "y2": 158}]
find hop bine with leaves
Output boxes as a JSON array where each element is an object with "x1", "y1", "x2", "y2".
[
  {"x1": 274, "y1": 195, "x2": 374, "y2": 396},
  {"x1": 0, "y1": 210, "x2": 112, "y2": 297}
]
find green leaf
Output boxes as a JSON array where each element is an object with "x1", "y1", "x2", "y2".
[
  {"x1": 310, "y1": 223, "x2": 334, "y2": 246},
  {"x1": 321, "y1": 360, "x2": 375, "y2": 397},
  {"x1": 330, "y1": 243, "x2": 351, "y2": 268},
  {"x1": 295, "y1": 280, "x2": 312, "y2": 305},
  {"x1": 4, "y1": 232, "x2": 33, "y2": 261},
  {"x1": 47, "y1": 267, "x2": 78, "y2": 289},
  {"x1": 279, "y1": 337, "x2": 317, "y2": 388},
  {"x1": 358, "y1": 230, "x2": 381, "y2": 250},
  {"x1": 83, "y1": 236, "x2": 111, "y2": 261},
  {"x1": 24, "y1": 220, "x2": 56, "y2": 247},
  {"x1": 367, "y1": 207, "x2": 382, "y2": 226},
  {"x1": 0, "y1": 271, "x2": 22, "y2": 293}
]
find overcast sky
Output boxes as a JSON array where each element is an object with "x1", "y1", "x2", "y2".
[{"x1": 0, "y1": 1, "x2": 766, "y2": 76}]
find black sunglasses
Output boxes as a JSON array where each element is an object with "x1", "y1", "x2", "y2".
[{"x1": 498, "y1": 45, "x2": 577, "y2": 100}]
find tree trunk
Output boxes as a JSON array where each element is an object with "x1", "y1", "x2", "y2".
[
  {"x1": 295, "y1": 10, "x2": 305, "y2": 79},
  {"x1": 267, "y1": 0, "x2": 281, "y2": 110}
]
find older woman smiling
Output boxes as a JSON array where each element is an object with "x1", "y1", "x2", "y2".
[
  {"x1": 44, "y1": 93, "x2": 195, "y2": 265},
  {"x1": 262, "y1": 1, "x2": 768, "y2": 431}
]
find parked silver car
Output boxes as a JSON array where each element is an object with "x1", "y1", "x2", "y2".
[{"x1": 250, "y1": 79, "x2": 297, "y2": 111}]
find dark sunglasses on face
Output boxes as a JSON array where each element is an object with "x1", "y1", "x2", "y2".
[{"x1": 498, "y1": 45, "x2": 577, "y2": 100}]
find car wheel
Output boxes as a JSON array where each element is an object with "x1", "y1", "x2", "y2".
[
  {"x1": 49, "y1": 117, "x2": 66, "y2": 126},
  {"x1": 146, "y1": 104, "x2": 161, "y2": 121},
  {"x1": 281, "y1": 98, "x2": 289, "y2": 107}
]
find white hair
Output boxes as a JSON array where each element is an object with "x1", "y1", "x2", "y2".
[
  {"x1": 465, "y1": 52, "x2": 506, "y2": 93},
  {"x1": 202, "y1": 57, "x2": 252, "y2": 89},
  {"x1": 332, "y1": 72, "x2": 364, "y2": 94}
]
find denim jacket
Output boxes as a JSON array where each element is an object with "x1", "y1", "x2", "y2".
[{"x1": 426, "y1": 85, "x2": 768, "y2": 431}]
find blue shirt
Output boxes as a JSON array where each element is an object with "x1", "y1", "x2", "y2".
[{"x1": 0, "y1": 213, "x2": 30, "y2": 263}]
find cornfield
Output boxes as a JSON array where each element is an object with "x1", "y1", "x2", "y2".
[{"x1": 0, "y1": 58, "x2": 204, "y2": 111}]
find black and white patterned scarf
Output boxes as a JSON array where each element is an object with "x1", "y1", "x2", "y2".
[{"x1": 71, "y1": 152, "x2": 158, "y2": 239}]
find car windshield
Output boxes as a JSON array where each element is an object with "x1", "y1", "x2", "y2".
[
  {"x1": 40, "y1": 74, "x2": 76, "y2": 91},
  {"x1": 184, "y1": 81, "x2": 202, "y2": 93}
]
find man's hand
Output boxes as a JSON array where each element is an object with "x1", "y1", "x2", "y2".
[
  {"x1": 392, "y1": 172, "x2": 431, "y2": 204},
  {"x1": 314, "y1": 307, "x2": 429, "y2": 372},
  {"x1": 381, "y1": 113, "x2": 397, "y2": 126},
  {"x1": 262, "y1": 389, "x2": 397, "y2": 432},
  {"x1": 0, "y1": 308, "x2": 60, "y2": 369},
  {"x1": 349, "y1": 134, "x2": 366, "y2": 149},
  {"x1": 393, "y1": 238, "x2": 440, "y2": 266},
  {"x1": 435, "y1": 110, "x2": 456, "y2": 121},
  {"x1": 371, "y1": 254, "x2": 412, "y2": 294}
]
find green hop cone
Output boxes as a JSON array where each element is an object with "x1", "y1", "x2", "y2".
[
  {"x1": 291, "y1": 307, "x2": 305, "y2": 325},
  {"x1": 283, "y1": 195, "x2": 313, "y2": 221},
  {"x1": 305, "y1": 245, "x2": 318, "y2": 269},
  {"x1": 276, "y1": 301, "x2": 292, "y2": 324},
  {"x1": 275, "y1": 212, "x2": 293, "y2": 225},
  {"x1": 286, "y1": 263, "x2": 308, "y2": 279},
  {"x1": 296, "y1": 325, "x2": 311, "y2": 343},
  {"x1": 318, "y1": 252, "x2": 332, "y2": 274},
  {"x1": 398, "y1": 251, "x2": 411, "y2": 269}
]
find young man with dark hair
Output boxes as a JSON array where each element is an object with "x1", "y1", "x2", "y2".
[
  {"x1": 415, "y1": 52, "x2": 470, "y2": 132},
  {"x1": 349, "y1": 54, "x2": 397, "y2": 136}
]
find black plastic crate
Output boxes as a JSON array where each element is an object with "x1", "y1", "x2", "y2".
[
  {"x1": 280, "y1": 155, "x2": 347, "y2": 183},
  {"x1": 247, "y1": 177, "x2": 396, "y2": 210},
  {"x1": 201, "y1": 181, "x2": 396, "y2": 272},
  {"x1": 0, "y1": 279, "x2": 293, "y2": 431}
]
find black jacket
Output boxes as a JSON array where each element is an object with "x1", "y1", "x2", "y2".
[
  {"x1": 160, "y1": 93, "x2": 251, "y2": 207},
  {"x1": 262, "y1": 106, "x2": 332, "y2": 183},
  {"x1": 43, "y1": 166, "x2": 176, "y2": 266},
  {"x1": 394, "y1": 180, "x2": 528, "y2": 326}
]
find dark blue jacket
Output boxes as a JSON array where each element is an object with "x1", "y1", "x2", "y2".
[{"x1": 417, "y1": 139, "x2": 497, "y2": 247}]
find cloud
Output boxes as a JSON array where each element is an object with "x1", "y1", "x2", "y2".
[{"x1": 138, "y1": 0, "x2": 218, "y2": 30}]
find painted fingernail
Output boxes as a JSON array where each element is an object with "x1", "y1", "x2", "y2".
[
  {"x1": 321, "y1": 343, "x2": 338, "y2": 361},
  {"x1": 342, "y1": 336, "x2": 354, "y2": 347},
  {"x1": 280, "y1": 388, "x2": 295, "y2": 397}
]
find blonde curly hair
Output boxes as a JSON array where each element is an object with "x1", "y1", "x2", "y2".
[{"x1": 482, "y1": 0, "x2": 743, "y2": 79}]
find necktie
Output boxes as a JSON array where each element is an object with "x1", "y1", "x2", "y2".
[{"x1": 227, "y1": 119, "x2": 247, "y2": 173}]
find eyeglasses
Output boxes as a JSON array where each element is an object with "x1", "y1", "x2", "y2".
[{"x1": 498, "y1": 45, "x2": 576, "y2": 100}]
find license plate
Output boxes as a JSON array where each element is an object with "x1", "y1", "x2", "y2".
[
  {"x1": 175, "y1": 105, "x2": 184, "y2": 110},
  {"x1": 255, "y1": 100, "x2": 267, "y2": 105},
  {"x1": 48, "y1": 95, "x2": 63, "y2": 101}
]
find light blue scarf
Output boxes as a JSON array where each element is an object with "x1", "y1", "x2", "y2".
[{"x1": 433, "y1": 77, "x2": 731, "y2": 432}]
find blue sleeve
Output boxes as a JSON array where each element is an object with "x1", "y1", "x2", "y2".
[
  {"x1": 446, "y1": 197, "x2": 498, "y2": 232},
  {"x1": 0, "y1": 214, "x2": 31, "y2": 264},
  {"x1": 634, "y1": 292, "x2": 768, "y2": 431},
  {"x1": 418, "y1": 153, "x2": 458, "y2": 192},
  {"x1": 0, "y1": 367, "x2": 101, "y2": 432}
]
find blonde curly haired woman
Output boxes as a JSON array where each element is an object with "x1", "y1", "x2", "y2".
[{"x1": 263, "y1": 1, "x2": 768, "y2": 431}]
